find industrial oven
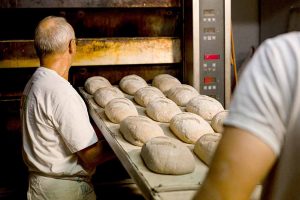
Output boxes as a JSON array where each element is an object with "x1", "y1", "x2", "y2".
[{"x1": 0, "y1": 0, "x2": 230, "y2": 199}]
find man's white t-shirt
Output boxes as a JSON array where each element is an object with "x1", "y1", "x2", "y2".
[
  {"x1": 21, "y1": 67, "x2": 98, "y2": 180},
  {"x1": 224, "y1": 32, "x2": 300, "y2": 199}
]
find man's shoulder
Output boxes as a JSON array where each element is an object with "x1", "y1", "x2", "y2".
[
  {"x1": 34, "y1": 68, "x2": 69, "y2": 88},
  {"x1": 263, "y1": 31, "x2": 300, "y2": 48},
  {"x1": 254, "y1": 31, "x2": 300, "y2": 68},
  {"x1": 31, "y1": 69, "x2": 74, "y2": 98}
]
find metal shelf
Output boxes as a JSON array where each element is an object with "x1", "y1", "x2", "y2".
[{"x1": 0, "y1": 0, "x2": 181, "y2": 8}]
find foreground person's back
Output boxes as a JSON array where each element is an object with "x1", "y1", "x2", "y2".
[{"x1": 193, "y1": 32, "x2": 300, "y2": 200}]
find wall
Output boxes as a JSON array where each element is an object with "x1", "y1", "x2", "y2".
[
  {"x1": 232, "y1": 0, "x2": 300, "y2": 73},
  {"x1": 231, "y1": 0, "x2": 260, "y2": 72},
  {"x1": 260, "y1": 0, "x2": 300, "y2": 41}
]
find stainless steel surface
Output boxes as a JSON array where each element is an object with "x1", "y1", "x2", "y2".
[
  {"x1": 0, "y1": 0, "x2": 181, "y2": 8},
  {"x1": 224, "y1": 0, "x2": 231, "y2": 109}
]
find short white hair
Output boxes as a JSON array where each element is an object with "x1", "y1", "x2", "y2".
[{"x1": 34, "y1": 16, "x2": 75, "y2": 58}]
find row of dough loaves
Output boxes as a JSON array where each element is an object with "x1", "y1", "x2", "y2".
[
  {"x1": 102, "y1": 93, "x2": 227, "y2": 130},
  {"x1": 83, "y1": 76, "x2": 196, "y2": 175},
  {"x1": 84, "y1": 74, "x2": 228, "y2": 129},
  {"x1": 84, "y1": 75, "x2": 228, "y2": 168},
  {"x1": 84, "y1": 73, "x2": 184, "y2": 98},
  {"x1": 85, "y1": 73, "x2": 198, "y2": 108},
  {"x1": 106, "y1": 99, "x2": 227, "y2": 171},
  {"x1": 84, "y1": 74, "x2": 148, "y2": 96},
  {"x1": 84, "y1": 75, "x2": 147, "y2": 95},
  {"x1": 84, "y1": 74, "x2": 229, "y2": 132}
]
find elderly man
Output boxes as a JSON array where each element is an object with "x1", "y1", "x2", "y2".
[{"x1": 21, "y1": 16, "x2": 114, "y2": 200}]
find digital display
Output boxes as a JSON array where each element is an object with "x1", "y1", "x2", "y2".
[
  {"x1": 203, "y1": 9, "x2": 216, "y2": 17},
  {"x1": 204, "y1": 27, "x2": 216, "y2": 34},
  {"x1": 204, "y1": 76, "x2": 216, "y2": 84},
  {"x1": 204, "y1": 54, "x2": 220, "y2": 60}
]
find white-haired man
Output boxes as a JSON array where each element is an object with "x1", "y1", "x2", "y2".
[{"x1": 21, "y1": 16, "x2": 114, "y2": 200}]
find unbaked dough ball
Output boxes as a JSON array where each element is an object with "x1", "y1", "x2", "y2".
[
  {"x1": 104, "y1": 98, "x2": 138, "y2": 123},
  {"x1": 134, "y1": 86, "x2": 165, "y2": 107},
  {"x1": 120, "y1": 116, "x2": 164, "y2": 147},
  {"x1": 119, "y1": 74, "x2": 148, "y2": 95},
  {"x1": 186, "y1": 95, "x2": 224, "y2": 121},
  {"x1": 211, "y1": 110, "x2": 229, "y2": 133},
  {"x1": 146, "y1": 97, "x2": 181, "y2": 123},
  {"x1": 167, "y1": 84, "x2": 199, "y2": 106},
  {"x1": 141, "y1": 136, "x2": 195, "y2": 175},
  {"x1": 152, "y1": 74, "x2": 181, "y2": 94},
  {"x1": 194, "y1": 133, "x2": 222, "y2": 165},
  {"x1": 94, "y1": 87, "x2": 125, "y2": 108},
  {"x1": 170, "y1": 112, "x2": 214, "y2": 144},
  {"x1": 84, "y1": 76, "x2": 112, "y2": 94}
]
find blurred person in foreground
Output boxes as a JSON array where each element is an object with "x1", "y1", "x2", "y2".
[
  {"x1": 194, "y1": 32, "x2": 300, "y2": 200},
  {"x1": 21, "y1": 16, "x2": 114, "y2": 200}
]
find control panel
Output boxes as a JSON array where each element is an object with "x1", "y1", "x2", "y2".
[
  {"x1": 200, "y1": 1, "x2": 225, "y2": 103},
  {"x1": 183, "y1": 0, "x2": 230, "y2": 107}
]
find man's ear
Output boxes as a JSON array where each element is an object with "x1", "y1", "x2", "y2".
[{"x1": 69, "y1": 39, "x2": 76, "y2": 54}]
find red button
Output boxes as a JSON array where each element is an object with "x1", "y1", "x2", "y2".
[{"x1": 204, "y1": 54, "x2": 220, "y2": 60}]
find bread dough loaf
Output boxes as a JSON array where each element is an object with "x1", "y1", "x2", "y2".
[
  {"x1": 211, "y1": 110, "x2": 229, "y2": 133},
  {"x1": 170, "y1": 112, "x2": 214, "y2": 144},
  {"x1": 152, "y1": 74, "x2": 181, "y2": 94},
  {"x1": 134, "y1": 86, "x2": 165, "y2": 107},
  {"x1": 104, "y1": 97, "x2": 138, "y2": 123},
  {"x1": 84, "y1": 76, "x2": 112, "y2": 94},
  {"x1": 186, "y1": 95, "x2": 224, "y2": 121},
  {"x1": 119, "y1": 74, "x2": 148, "y2": 95},
  {"x1": 120, "y1": 116, "x2": 164, "y2": 146},
  {"x1": 146, "y1": 97, "x2": 181, "y2": 123},
  {"x1": 194, "y1": 133, "x2": 222, "y2": 165},
  {"x1": 141, "y1": 136, "x2": 195, "y2": 175},
  {"x1": 94, "y1": 87, "x2": 125, "y2": 108},
  {"x1": 167, "y1": 84, "x2": 199, "y2": 106}
]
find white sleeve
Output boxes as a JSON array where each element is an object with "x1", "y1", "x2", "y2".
[
  {"x1": 53, "y1": 91, "x2": 98, "y2": 153},
  {"x1": 224, "y1": 37, "x2": 294, "y2": 155}
]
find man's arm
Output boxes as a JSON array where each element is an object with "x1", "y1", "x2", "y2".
[
  {"x1": 77, "y1": 139, "x2": 116, "y2": 171},
  {"x1": 193, "y1": 126, "x2": 276, "y2": 200}
]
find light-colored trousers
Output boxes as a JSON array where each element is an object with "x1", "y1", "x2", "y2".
[{"x1": 27, "y1": 173, "x2": 96, "y2": 200}]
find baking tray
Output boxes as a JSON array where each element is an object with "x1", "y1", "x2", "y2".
[
  {"x1": 79, "y1": 87, "x2": 261, "y2": 200},
  {"x1": 79, "y1": 87, "x2": 208, "y2": 200}
]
